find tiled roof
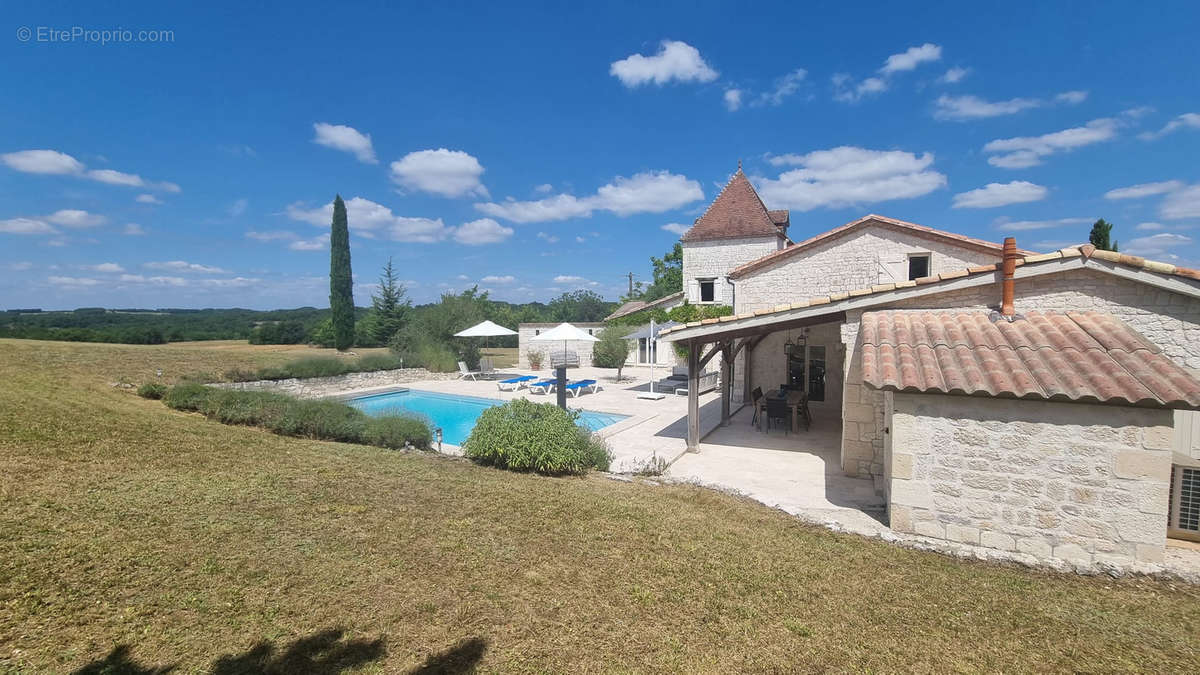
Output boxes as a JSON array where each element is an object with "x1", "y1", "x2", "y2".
[
  {"x1": 860, "y1": 310, "x2": 1200, "y2": 409},
  {"x1": 681, "y1": 169, "x2": 783, "y2": 243},
  {"x1": 768, "y1": 209, "x2": 790, "y2": 227},
  {"x1": 658, "y1": 244, "x2": 1200, "y2": 339},
  {"x1": 729, "y1": 214, "x2": 1035, "y2": 279},
  {"x1": 603, "y1": 290, "x2": 684, "y2": 321}
]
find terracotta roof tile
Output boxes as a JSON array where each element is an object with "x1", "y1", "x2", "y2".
[
  {"x1": 657, "y1": 244, "x2": 1200, "y2": 340},
  {"x1": 603, "y1": 291, "x2": 684, "y2": 321},
  {"x1": 681, "y1": 169, "x2": 783, "y2": 243},
  {"x1": 860, "y1": 310, "x2": 1200, "y2": 409}
]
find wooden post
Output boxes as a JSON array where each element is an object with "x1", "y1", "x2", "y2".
[
  {"x1": 687, "y1": 339, "x2": 700, "y2": 452},
  {"x1": 555, "y1": 366, "x2": 567, "y2": 410},
  {"x1": 743, "y1": 337, "x2": 754, "y2": 403},
  {"x1": 719, "y1": 341, "x2": 732, "y2": 426}
]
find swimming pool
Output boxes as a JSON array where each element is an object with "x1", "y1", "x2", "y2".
[{"x1": 348, "y1": 389, "x2": 629, "y2": 446}]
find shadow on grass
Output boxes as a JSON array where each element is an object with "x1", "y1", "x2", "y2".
[{"x1": 72, "y1": 630, "x2": 487, "y2": 675}]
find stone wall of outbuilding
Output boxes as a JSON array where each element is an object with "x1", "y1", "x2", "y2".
[
  {"x1": 517, "y1": 323, "x2": 605, "y2": 370},
  {"x1": 887, "y1": 392, "x2": 1174, "y2": 567}
]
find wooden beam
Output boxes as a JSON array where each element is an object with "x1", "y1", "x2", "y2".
[
  {"x1": 687, "y1": 340, "x2": 700, "y2": 452},
  {"x1": 742, "y1": 335, "x2": 755, "y2": 403},
  {"x1": 697, "y1": 343, "x2": 721, "y2": 370},
  {"x1": 719, "y1": 341, "x2": 732, "y2": 426}
]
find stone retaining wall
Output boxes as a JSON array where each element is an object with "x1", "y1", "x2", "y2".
[{"x1": 210, "y1": 368, "x2": 456, "y2": 398}]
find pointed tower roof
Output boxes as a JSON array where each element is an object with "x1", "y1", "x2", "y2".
[{"x1": 680, "y1": 167, "x2": 784, "y2": 243}]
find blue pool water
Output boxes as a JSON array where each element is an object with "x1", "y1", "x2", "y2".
[{"x1": 348, "y1": 389, "x2": 629, "y2": 446}]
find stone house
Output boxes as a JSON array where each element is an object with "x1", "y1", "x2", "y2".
[{"x1": 651, "y1": 166, "x2": 1200, "y2": 568}]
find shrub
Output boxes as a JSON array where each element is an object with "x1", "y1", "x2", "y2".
[
  {"x1": 362, "y1": 415, "x2": 432, "y2": 450},
  {"x1": 258, "y1": 356, "x2": 349, "y2": 380},
  {"x1": 462, "y1": 398, "x2": 613, "y2": 475},
  {"x1": 163, "y1": 382, "x2": 213, "y2": 412},
  {"x1": 178, "y1": 370, "x2": 221, "y2": 384},
  {"x1": 355, "y1": 353, "x2": 403, "y2": 372},
  {"x1": 526, "y1": 349, "x2": 545, "y2": 370},
  {"x1": 200, "y1": 389, "x2": 292, "y2": 427},
  {"x1": 416, "y1": 342, "x2": 458, "y2": 372},
  {"x1": 136, "y1": 382, "x2": 168, "y2": 400},
  {"x1": 223, "y1": 366, "x2": 260, "y2": 382},
  {"x1": 268, "y1": 399, "x2": 367, "y2": 442}
]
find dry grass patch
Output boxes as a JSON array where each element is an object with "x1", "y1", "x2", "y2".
[{"x1": 1, "y1": 338, "x2": 1198, "y2": 672}]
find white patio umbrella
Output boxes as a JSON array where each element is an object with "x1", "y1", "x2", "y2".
[
  {"x1": 453, "y1": 319, "x2": 517, "y2": 350},
  {"x1": 530, "y1": 322, "x2": 598, "y2": 368}
]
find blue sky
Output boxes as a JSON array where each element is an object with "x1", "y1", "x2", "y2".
[{"x1": 2, "y1": 1, "x2": 1198, "y2": 310}]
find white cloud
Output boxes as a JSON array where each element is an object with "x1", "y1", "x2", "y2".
[
  {"x1": 609, "y1": 40, "x2": 718, "y2": 87},
  {"x1": 229, "y1": 198, "x2": 248, "y2": 217},
  {"x1": 881, "y1": 43, "x2": 943, "y2": 74},
  {"x1": 118, "y1": 274, "x2": 188, "y2": 287},
  {"x1": 952, "y1": 181, "x2": 1048, "y2": 209},
  {"x1": 390, "y1": 149, "x2": 488, "y2": 198},
  {"x1": 575, "y1": 236, "x2": 585, "y2": 243},
  {"x1": 475, "y1": 170, "x2": 703, "y2": 223},
  {"x1": 135, "y1": 193, "x2": 162, "y2": 204},
  {"x1": 938, "y1": 67, "x2": 969, "y2": 84},
  {"x1": 993, "y1": 216, "x2": 1090, "y2": 231},
  {"x1": 1138, "y1": 112, "x2": 1200, "y2": 141},
  {"x1": 984, "y1": 117, "x2": 1119, "y2": 168},
  {"x1": 1104, "y1": 180, "x2": 1184, "y2": 200},
  {"x1": 246, "y1": 230, "x2": 297, "y2": 242},
  {"x1": 1, "y1": 149, "x2": 178, "y2": 191},
  {"x1": 833, "y1": 74, "x2": 887, "y2": 103},
  {"x1": 1055, "y1": 90, "x2": 1088, "y2": 104},
  {"x1": 481, "y1": 275, "x2": 515, "y2": 284},
  {"x1": 1031, "y1": 240, "x2": 1081, "y2": 251},
  {"x1": 553, "y1": 275, "x2": 590, "y2": 284},
  {"x1": 144, "y1": 260, "x2": 229, "y2": 274},
  {"x1": 289, "y1": 233, "x2": 330, "y2": 251},
  {"x1": 933, "y1": 94, "x2": 1041, "y2": 120},
  {"x1": 1123, "y1": 232, "x2": 1192, "y2": 258},
  {"x1": 534, "y1": 183, "x2": 554, "y2": 193},
  {"x1": 1161, "y1": 184, "x2": 1200, "y2": 220},
  {"x1": 1, "y1": 149, "x2": 85, "y2": 174},
  {"x1": 83, "y1": 262, "x2": 125, "y2": 273},
  {"x1": 755, "y1": 146, "x2": 946, "y2": 211},
  {"x1": 312, "y1": 122, "x2": 377, "y2": 164},
  {"x1": 723, "y1": 88, "x2": 743, "y2": 111},
  {"x1": 123, "y1": 223, "x2": 146, "y2": 236},
  {"x1": 285, "y1": 196, "x2": 450, "y2": 243},
  {"x1": 1135, "y1": 222, "x2": 1166, "y2": 231},
  {"x1": 536, "y1": 231, "x2": 560, "y2": 243},
  {"x1": 48, "y1": 276, "x2": 100, "y2": 287},
  {"x1": 661, "y1": 223, "x2": 690, "y2": 235},
  {"x1": 5, "y1": 262, "x2": 34, "y2": 271},
  {"x1": 0, "y1": 218, "x2": 57, "y2": 234},
  {"x1": 451, "y1": 218, "x2": 513, "y2": 245},
  {"x1": 46, "y1": 209, "x2": 106, "y2": 228},
  {"x1": 754, "y1": 69, "x2": 807, "y2": 107}
]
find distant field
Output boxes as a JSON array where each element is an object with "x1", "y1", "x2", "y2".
[{"x1": 1, "y1": 338, "x2": 1198, "y2": 672}]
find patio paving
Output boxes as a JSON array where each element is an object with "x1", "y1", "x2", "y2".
[{"x1": 667, "y1": 407, "x2": 887, "y2": 535}]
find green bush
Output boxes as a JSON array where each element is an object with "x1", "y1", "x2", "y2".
[
  {"x1": 355, "y1": 353, "x2": 403, "y2": 372},
  {"x1": 462, "y1": 399, "x2": 613, "y2": 475},
  {"x1": 136, "y1": 382, "x2": 168, "y2": 400},
  {"x1": 257, "y1": 356, "x2": 350, "y2": 380},
  {"x1": 223, "y1": 366, "x2": 260, "y2": 382},
  {"x1": 362, "y1": 415, "x2": 432, "y2": 450},
  {"x1": 163, "y1": 382, "x2": 213, "y2": 411},
  {"x1": 200, "y1": 389, "x2": 292, "y2": 426},
  {"x1": 178, "y1": 370, "x2": 221, "y2": 384},
  {"x1": 268, "y1": 399, "x2": 367, "y2": 442}
]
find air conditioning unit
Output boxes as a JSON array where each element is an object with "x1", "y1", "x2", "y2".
[{"x1": 1169, "y1": 464, "x2": 1200, "y2": 542}]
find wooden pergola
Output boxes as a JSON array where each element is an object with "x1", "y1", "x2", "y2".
[{"x1": 665, "y1": 310, "x2": 847, "y2": 451}]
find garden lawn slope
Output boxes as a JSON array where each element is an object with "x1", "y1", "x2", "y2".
[{"x1": 0, "y1": 338, "x2": 1198, "y2": 672}]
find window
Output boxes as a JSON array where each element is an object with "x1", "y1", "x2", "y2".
[
  {"x1": 534, "y1": 330, "x2": 541, "y2": 336},
  {"x1": 908, "y1": 254, "x2": 931, "y2": 280},
  {"x1": 786, "y1": 344, "x2": 826, "y2": 402},
  {"x1": 699, "y1": 279, "x2": 715, "y2": 303}
]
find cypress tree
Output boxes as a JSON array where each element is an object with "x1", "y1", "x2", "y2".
[{"x1": 329, "y1": 194, "x2": 355, "y2": 351}]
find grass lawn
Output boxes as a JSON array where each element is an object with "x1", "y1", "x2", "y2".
[
  {"x1": 480, "y1": 347, "x2": 517, "y2": 369},
  {"x1": 1, "y1": 338, "x2": 1198, "y2": 672}
]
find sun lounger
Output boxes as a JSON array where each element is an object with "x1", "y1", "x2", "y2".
[
  {"x1": 457, "y1": 361, "x2": 481, "y2": 381},
  {"x1": 527, "y1": 378, "x2": 557, "y2": 394},
  {"x1": 673, "y1": 371, "x2": 719, "y2": 396},
  {"x1": 563, "y1": 379, "x2": 602, "y2": 397},
  {"x1": 497, "y1": 375, "x2": 537, "y2": 391}
]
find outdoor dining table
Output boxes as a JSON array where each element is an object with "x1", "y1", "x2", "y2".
[{"x1": 759, "y1": 389, "x2": 812, "y2": 433}]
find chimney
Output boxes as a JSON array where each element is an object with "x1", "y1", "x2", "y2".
[{"x1": 1001, "y1": 237, "x2": 1017, "y2": 317}]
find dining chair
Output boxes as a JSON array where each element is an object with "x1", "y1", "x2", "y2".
[
  {"x1": 765, "y1": 396, "x2": 790, "y2": 434},
  {"x1": 750, "y1": 387, "x2": 763, "y2": 427}
]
